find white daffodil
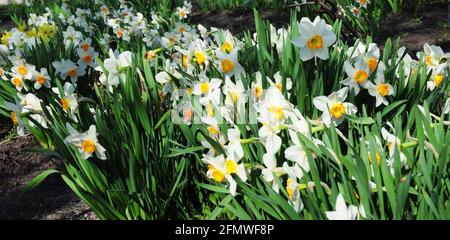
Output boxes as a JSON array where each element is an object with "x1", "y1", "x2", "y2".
[
  {"x1": 193, "y1": 76, "x2": 222, "y2": 97},
  {"x1": 341, "y1": 59, "x2": 371, "y2": 95},
  {"x1": 79, "y1": 38, "x2": 92, "y2": 52},
  {"x1": 161, "y1": 32, "x2": 181, "y2": 49},
  {"x1": 95, "y1": 49, "x2": 132, "y2": 90},
  {"x1": 291, "y1": 16, "x2": 336, "y2": 61},
  {"x1": 252, "y1": 72, "x2": 264, "y2": 102},
  {"x1": 283, "y1": 163, "x2": 304, "y2": 212},
  {"x1": 350, "y1": 6, "x2": 361, "y2": 17},
  {"x1": 63, "y1": 26, "x2": 83, "y2": 49},
  {"x1": 368, "y1": 74, "x2": 394, "y2": 107},
  {"x1": 216, "y1": 48, "x2": 244, "y2": 78},
  {"x1": 64, "y1": 124, "x2": 107, "y2": 160},
  {"x1": 217, "y1": 30, "x2": 238, "y2": 54},
  {"x1": 0, "y1": 67, "x2": 8, "y2": 81},
  {"x1": 381, "y1": 127, "x2": 407, "y2": 171},
  {"x1": 225, "y1": 127, "x2": 244, "y2": 160},
  {"x1": 426, "y1": 66, "x2": 446, "y2": 91},
  {"x1": 189, "y1": 39, "x2": 209, "y2": 67},
  {"x1": 4, "y1": 101, "x2": 26, "y2": 136},
  {"x1": 20, "y1": 93, "x2": 43, "y2": 114},
  {"x1": 52, "y1": 82, "x2": 78, "y2": 115},
  {"x1": 325, "y1": 194, "x2": 358, "y2": 220},
  {"x1": 313, "y1": 87, "x2": 357, "y2": 126},
  {"x1": 356, "y1": 0, "x2": 369, "y2": 8},
  {"x1": 261, "y1": 154, "x2": 286, "y2": 193},
  {"x1": 202, "y1": 153, "x2": 247, "y2": 196},
  {"x1": 52, "y1": 59, "x2": 86, "y2": 84},
  {"x1": 11, "y1": 63, "x2": 34, "y2": 80},
  {"x1": 419, "y1": 43, "x2": 447, "y2": 69},
  {"x1": 32, "y1": 67, "x2": 51, "y2": 89},
  {"x1": 269, "y1": 71, "x2": 292, "y2": 93},
  {"x1": 347, "y1": 41, "x2": 384, "y2": 74},
  {"x1": 259, "y1": 123, "x2": 282, "y2": 155},
  {"x1": 176, "y1": 6, "x2": 190, "y2": 19},
  {"x1": 257, "y1": 86, "x2": 294, "y2": 125},
  {"x1": 10, "y1": 74, "x2": 27, "y2": 91},
  {"x1": 222, "y1": 76, "x2": 247, "y2": 118},
  {"x1": 394, "y1": 47, "x2": 418, "y2": 83},
  {"x1": 256, "y1": 86, "x2": 294, "y2": 155},
  {"x1": 155, "y1": 59, "x2": 183, "y2": 100},
  {"x1": 77, "y1": 47, "x2": 98, "y2": 68}
]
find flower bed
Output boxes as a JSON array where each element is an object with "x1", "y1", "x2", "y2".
[{"x1": 0, "y1": 0, "x2": 449, "y2": 220}]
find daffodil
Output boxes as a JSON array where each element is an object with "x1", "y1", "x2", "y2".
[
  {"x1": 10, "y1": 74, "x2": 27, "y2": 91},
  {"x1": 313, "y1": 87, "x2": 357, "y2": 126},
  {"x1": 381, "y1": 127, "x2": 407, "y2": 172},
  {"x1": 325, "y1": 194, "x2": 358, "y2": 220},
  {"x1": 52, "y1": 82, "x2": 78, "y2": 116},
  {"x1": 52, "y1": 59, "x2": 86, "y2": 84},
  {"x1": 202, "y1": 153, "x2": 247, "y2": 196},
  {"x1": 63, "y1": 26, "x2": 83, "y2": 49},
  {"x1": 225, "y1": 127, "x2": 244, "y2": 160},
  {"x1": 356, "y1": 0, "x2": 369, "y2": 8},
  {"x1": 216, "y1": 48, "x2": 244, "y2": 78},
  {"x1": 216, "y1": 30, "x2": 237, "y2": 54},
  {"x1": 251, "y1": 72, "x2": 264, "y2": 102},
  {"x1": 283, "y1": 163, "x2": 304, "y2": 212},
  {"x1": 341, "y1": 59, "x2": 371, "y2": 95},
  {"x1": 77, "y1": 47, "x2": 98, "y2": 69},
  {"x1": 64, "y1": 123, "x2": 107, "y2": 160},
  {"x1": 418, "y1": 43, "x2": 447, "y2": 69},
  {"x1": 19, "y1": 93, "x2": 48, "y2": 128},
  {"x1": 95, "y1": 49, "x2": 132, "y2": 90},
  {"x1": 393, "y1": 47, "x2": 418, "y2": 82},
  {"x1": 11, "y1": 62, "x2": 35, "y2": 80},
  {"x1": 0, "y1": 67, "x2": 8, "y2": 81},
  {"x1": 291, "y1": 16, "x2": 336, "y2": 61},
  {"x1": 347, "y1": 41, "x2": 384, "y2": 74},
  {"x1": 426, "y1": 66, "x2": 446, "y2": 91},
  {"x1": 4, "y1": 100, "x2": 26, "y2": 136},
  {"x1": 32, "y1": 67, "x2": 51, "y2": 89},
  {"x1": 269, "y1": 71, "x2": 292, "y2": 93},
  {"x1": 256, "y1": 86, "x2": 294, "y2": 125},
  {"x1": 350, "y1": 5, "x2": 361, "y2": 17},
  {"x1": 193, "y1": 76, "x2": 222, "y2": 97},
  {"x1": 189, "y1": 39, "x2": 209, "y2": 67},
  {"x1": 261, "y1": 154, "x2": 286, "y2": 193},
  {"x1": 176, "y1": 6, "x2": 190, "y2": 19},
  {"x1": 222, "y1": 77, "x2": 247, "y2": 118},
  {"x1": 368, "y1": 74, "x2": 394, "y2": 107}
]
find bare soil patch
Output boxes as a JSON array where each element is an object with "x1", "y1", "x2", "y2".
[{"x1": 0, "y1": 135, "x2": 97, "y2": 220}]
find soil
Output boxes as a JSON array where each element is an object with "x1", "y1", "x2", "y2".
[
  {"x1": 0, "y1": 135, "x2": 97, "y2": 220},
  {"x1": 377, "y1": 2, "x2": 450, "y2": 53},
  {"x1": 190, "y1": 8, "x2": 290, "y2": 38}
]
